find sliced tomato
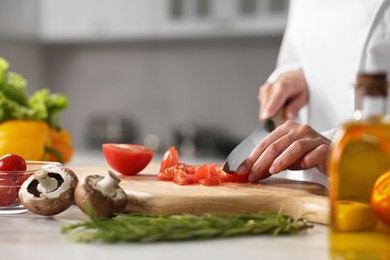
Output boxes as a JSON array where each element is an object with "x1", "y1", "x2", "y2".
[
  {"x1": 173, "y1": 169, "x2": 192, "y2": 185},
  {"x1": 199, "y1": 178, "x2": 220, "y2": 186},
  {"x1": 192, "y1": 164, "x2": 220, "y2": 183},
  {"x1": 157, "y1": 146, "x2": 250, "y2": 186},
  {"x1": 192, "y1": 164, "x2": 209, "y2": 183},
  {"x1": 0, "y1": 178, "x2": 18, "y2": 207},
  {"x1": 102, "y1": 144, "x2": 154, "y2": 175},
  {"x1": 219, "y1": 170, "x2": 249, "y2": 183},
  {"x1": 160, "y1": 146, "x2": 179, "y2": 172},
  {"x1": 179, "y1": 164, "x2": 198, "y2": 175},
  {"x1": 157, "y1": 166, "x2": 175, "y2": 181}
]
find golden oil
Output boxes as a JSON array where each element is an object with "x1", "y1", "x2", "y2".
[{"x1": 328, "y1": 72, "x2": 390, "y2": 259}]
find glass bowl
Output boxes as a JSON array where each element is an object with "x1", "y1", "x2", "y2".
[{"x1": 0, "y1": 161, "x2": 62, "y2": 214}]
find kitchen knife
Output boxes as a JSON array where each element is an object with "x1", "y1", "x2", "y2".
[
  {"x1": 222, "y1": 111, "x2": 330, "y2": 189},
  {"x1": 223, "y1": 109, "x2": 284, "y2": 174}
]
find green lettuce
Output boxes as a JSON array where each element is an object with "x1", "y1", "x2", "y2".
[
  {"x1": 29, "y1": 89, "x2": 68, "y2": 129},
  {"x1": 0, "y1": 57, "x2": 69, "y2": 129}
]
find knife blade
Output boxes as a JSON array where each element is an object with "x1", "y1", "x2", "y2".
[{"x1": 223, "y1": 109, "x2": 284, "y2": 174}]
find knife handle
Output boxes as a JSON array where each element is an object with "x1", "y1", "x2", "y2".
[{"x1": 264, "y1": 109, "x2": 285, "y2": 132}]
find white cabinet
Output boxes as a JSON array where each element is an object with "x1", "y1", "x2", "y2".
[
  {"x1": 0, "y1": 0, "x2": 39, "y2": 41},
  {"x1": 153, "y1": 0, "x2": 289, "y2": 39},
  {"x1": 37, "y1": 0, "x2": 288, "y2": 42},
  {"x1": 39, "y1": 0, "x2": 154, "y2": 42},
  {"x1": 229, "y1": 0, "x2": 289, "y2": 35}
]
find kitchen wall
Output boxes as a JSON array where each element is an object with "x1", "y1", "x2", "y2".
[
  {"x1": 44, "y1": 36, "x2": 282, "y2": 155},
  {"x1": 0, "y1": 0, "x2": 284, "y2": 157},
  {"x1": 0, "y1": 42, "x2": 43, "y2": 93}
]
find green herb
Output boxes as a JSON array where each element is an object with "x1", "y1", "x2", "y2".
[{"x1": 61, "y1": 209, "x2": 313, "y2": 243}]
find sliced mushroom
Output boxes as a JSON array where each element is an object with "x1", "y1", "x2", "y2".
[
  {"x1": 74, "y1": 170, "x2": 128, "y2": 218},
  {"x1": 19, "y1": 167, "x2": 78, "y2": 216}
]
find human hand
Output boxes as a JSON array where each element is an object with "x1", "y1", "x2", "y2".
[
  {"x1": 236, "y1": 120, "x2": 330, "y2": 182},
  {"x1": 259, "y1": 69, "x2": 308, "y2": 121}
]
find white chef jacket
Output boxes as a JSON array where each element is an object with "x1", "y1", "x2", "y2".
[
  {"x1": 266, "y1": 0, "x2": 390, "y2": 186},
  {"x1": 268, "y1": 0, "x2": 390, "y2": 136}
]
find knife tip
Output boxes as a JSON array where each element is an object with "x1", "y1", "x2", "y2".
[{"x1": 222, "y1": 162, "x2": 234, "y2": 174}]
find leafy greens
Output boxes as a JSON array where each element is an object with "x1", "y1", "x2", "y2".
[{"x1": 0, "y1": 57, "x2": 68, "y2": 129}]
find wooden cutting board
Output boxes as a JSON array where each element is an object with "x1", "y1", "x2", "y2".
[{"x1": 71, "y1": 163, "x2": 329, "y2": 224}]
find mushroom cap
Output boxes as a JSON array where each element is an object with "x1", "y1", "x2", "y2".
[
  {"x1": 19, "y1": 167, "x2": 78, "y2": 216},
  {"x1": 74, "y1": 174, "x2": 128, "y2": 218}
]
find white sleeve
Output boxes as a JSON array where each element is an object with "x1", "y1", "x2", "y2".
[
  {"x1": 360, "y1": 1, "x2": 390, "y2": 76},
  {"x1": 267, "y1": 0, "x2": 302, "y2": 84}
]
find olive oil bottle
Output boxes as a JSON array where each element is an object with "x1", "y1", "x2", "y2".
[{"x1": 328, "y1": 72, "x2": 390, "y2": 259}]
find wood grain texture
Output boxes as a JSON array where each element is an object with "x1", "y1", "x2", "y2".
[{"x1": 71, "y1": 163, "x2": 329, "y2": 224}]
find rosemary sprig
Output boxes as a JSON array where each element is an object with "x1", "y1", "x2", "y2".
[{"x1": 61, "y1": 209, "x2": 313, "y2": 243}]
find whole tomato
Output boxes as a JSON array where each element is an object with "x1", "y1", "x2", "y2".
[
  {"x1": 371, "y1": 170, "x2": 390, "y2": 227},
  {"x1": 0, "y1": 154, "x2": 27, "y2": 172},
  {"x1": 0, "y1": 178, "x2": 18, "y2": 207}
]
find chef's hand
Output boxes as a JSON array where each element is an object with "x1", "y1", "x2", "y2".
[
  {"x1": 237, "y1": 120, "x2": 331, "y2": 182},
  {"x1": 259, "y1": 69, "x2": 308, "y2": 121}
]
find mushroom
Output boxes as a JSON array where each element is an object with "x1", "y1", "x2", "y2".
[
  {"x1": 19, "y1": 167, "x2": 78, "y2": 216},
  {"x1": 74, "y1": 170, "x2": 128, "y2": 218}
]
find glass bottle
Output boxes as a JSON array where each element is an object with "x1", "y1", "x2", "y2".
[{"x1": 328, "y1": 72, "x2": 390, "y2": 259}]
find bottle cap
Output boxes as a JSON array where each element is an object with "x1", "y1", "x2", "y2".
[{"x1": 356, "y1": 72, "x2": 388, "y2": 96}]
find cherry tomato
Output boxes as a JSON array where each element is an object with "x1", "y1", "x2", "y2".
[
  {"x1": 0, "y1": 154, "x2": 27, "y2": 172},
  {"x1": 0, "y1": 178, "x2": 18, "y2": 207},
  {"x1": 102, "y1": 144, "x2": 154, "y2": 175},
  {"x1": 160, "y1": 146, "x2": 179, "y2": 172},
  {"x1": 173, "y1": 169, "x2": 192, "y2": 185},
  {"x1": 371, "y1": 170, "x2": 390, "y2": 227}
]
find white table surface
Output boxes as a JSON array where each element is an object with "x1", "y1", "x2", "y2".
[
  {"x1": 0, "y1": 205, "x2": 330, "y2": 260},
  {"x1": 0, "y1": 151, "x2": 330, "y2": 260}
]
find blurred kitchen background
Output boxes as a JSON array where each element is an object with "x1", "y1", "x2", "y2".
[{"x1": 0, "y1": 0, "x2": 288, "y2": 163}]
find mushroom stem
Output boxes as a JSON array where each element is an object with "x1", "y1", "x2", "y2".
[
  {"x1": 96, "y1": 170, "x2": 121, "y2": 196},
  {"x1": 35, "y1": 170, "x2": 58, "y2": 193}
]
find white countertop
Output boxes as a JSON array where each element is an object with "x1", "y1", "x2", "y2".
[
  {"x1": 0, "y1": 151, "x2": 330, "y2": 260},
  {"x1": 0, "y1": 205, "x2": 330, "y2": 260}
]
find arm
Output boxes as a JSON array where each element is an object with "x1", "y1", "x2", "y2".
[{"x1": 258, "y1": 0, "x2": 307, "y2": 122}]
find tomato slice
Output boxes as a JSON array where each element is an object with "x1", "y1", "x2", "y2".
[
  {"x1": 160, "y1": 146, "x2": 179, "y2": 172},
  {"x1": 192, "y1": 164, "x2": 220, "y2": 183},
  {"x1": 371, "y1": 171, "x2": 390, "y2": 227},
  {"x1": 0, "y1": 178, "x2": 18, "y2": 207},
  {"x1": 173, "y1": 169, "x2": 192, "y2": 185},
  {"x1": 219, "y1": 170, "x2": 249, "y2": 183},
  {"x1": 102, "y1": 144, "x2": 154, "y2": 175},
  {"x1": 199, "y1": 178, "x2": 220, "y2": 186},
  {"x1": 156, "y1": 146, "x2": 250, "y2": 186},
  {"x1": 191, "y1": 164, "x2": 209, "y2": 183},
  {"x1": 157, "y1": 166, "x2": 175, "y2": 181}
]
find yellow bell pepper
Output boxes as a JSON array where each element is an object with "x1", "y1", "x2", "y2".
[
  {"x1": 48, "y1": 127, "x2": 73, "y2": 164},
  {"x1": 0, "y1": 120, "x2": 50, "y2": 161}
]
